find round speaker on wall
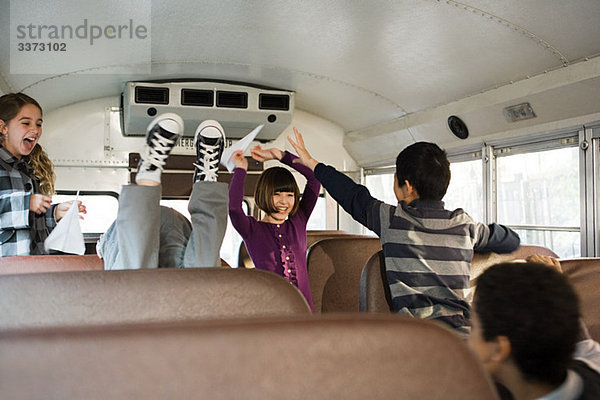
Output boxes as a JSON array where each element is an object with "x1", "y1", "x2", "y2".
[{"x1": 447, "y1": 116, "x2": 469, "y2": 139}]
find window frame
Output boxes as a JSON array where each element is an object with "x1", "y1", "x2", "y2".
[
  {"x1": 445, "y1": 145, "x2": 485, "y2": 223},
  {"x1": 362, "y1": 122, "x2": 600, "y2": 257}
]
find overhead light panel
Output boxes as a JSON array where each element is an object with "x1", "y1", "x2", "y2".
[{"x1": 504, "y1": 102, "x2": 536, "y2": 122}]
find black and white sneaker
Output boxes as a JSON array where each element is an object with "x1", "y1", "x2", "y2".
[
  {"x1": 193, "y1": 120, "x2": 225, "y2": 182},
  {"x1": 135, "y1": 113, "x2": 184, "y2": 184}
]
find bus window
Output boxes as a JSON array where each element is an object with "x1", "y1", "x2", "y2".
[
  {"x1": 306, "y1": 195, "x2": 327, "y2": 230},
  {"x1": 365, "y1": 160, "x2": 485, "y2": 223},
  {"x1": 445, "y1": 159, "x2": 484, "y2": 222},
  {"x1": 159, "y1": 199, "x2": 191, "y2": 220},
  {"x1": 53, "y1": 192, "x2": 119, "y2": 234},
  {"x1": 365, "y1": 173, "x2": 396, "y2": 205},
  {"x1": 496, "y1": 146, "x2": 580, "y2": 258}
]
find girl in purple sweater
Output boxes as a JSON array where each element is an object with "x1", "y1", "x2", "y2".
[{"x1": 229, "y1": 131, "x2": 321, "y2": 310}]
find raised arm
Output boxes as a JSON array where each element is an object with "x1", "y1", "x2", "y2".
[
  {"x1": 286, "y1": 127, "x2": 319, "y2": 171},
  {"x1": 228, "y1": 151, "x2": 253, "y2": 235},
  {"x1": 284, "y1": 151, "x2": 320, "y2": 220},
  {"x1": 288, "y1": 128, "x2": 382, "y2": 234},
  {"x1": 252, "y1": 143, "x2": 321, "y2": 221}
]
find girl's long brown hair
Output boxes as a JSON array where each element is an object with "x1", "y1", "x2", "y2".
[{"x1": 29, "y1": 144, "x2": 56, "y2": 196}]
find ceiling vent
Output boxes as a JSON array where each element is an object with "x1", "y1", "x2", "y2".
[
  {"x1": 216, "y1": 91, "x2": 248, "y2": 108},
  {"x1": 503, "y1": 102, "x2": 536, "y2": 122},
  {"x1": 121, "y1": 81, "x2": 294, "y2": 141},
  {"x1": 259, "y1": 94, "x2": 290, "y2": 110},
  {"x1": 135, "y1": 86, "x2": 169, "y2": 105},
  {"x1": 181, "y1": 89, "x2": 213, "y2": 107}
]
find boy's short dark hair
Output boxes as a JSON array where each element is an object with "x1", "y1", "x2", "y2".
[
  {"x1": 254, "y1": 166, "x2": 300, "y2": 217},
  {"x1": 474, "y1": 262, "x2": 580, "y2": 386},
  {"x1": 395, "y1": 142, "x2": 450, "y2": 201}
]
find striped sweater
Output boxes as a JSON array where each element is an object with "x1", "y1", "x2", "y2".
[{"x1": 314, "y1": 163, "x2": 520, "y2": 334}]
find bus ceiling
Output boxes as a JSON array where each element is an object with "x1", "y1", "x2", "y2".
[{"x1": 1, "y1": 1, "x2": 600, "y2": 166}]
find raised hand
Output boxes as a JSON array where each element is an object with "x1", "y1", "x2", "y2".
[
  {"x1": 232, "y1": 150, "x2": 248, "y2": 170},
  {"x1": 287, "y1": 127, "x2": 319, "y2": 170},
  {"x1": 251, "y1": 145, "x2": 283, "y2": 162}
]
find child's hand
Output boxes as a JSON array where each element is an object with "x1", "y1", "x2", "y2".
[
  {"x1": 232, "y1": 150, "x2": 248, "y2": 170},
  {"x1": 29, "y1": 194, "x2": 52, "y2": 215},
  {"x1": 251, "y1": 145, "x2": 283, "y2": 162},
  {"x1": 526, "y1": 254, "x2": 562, "y2": 273},
  {"x1": 54, "y1": 200, "x2": 87, "y2": 221},
  {"x1": 287, "y1": 127, "x2": 319, "y2": 170}
]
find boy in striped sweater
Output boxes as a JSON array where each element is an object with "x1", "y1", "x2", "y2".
[{"x1": 289, "y1": 128, "x2": 519, "y2": 335}]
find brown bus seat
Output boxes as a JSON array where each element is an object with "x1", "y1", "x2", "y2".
[
  {"x1": 360, "y1": 245, "x2": 558, "y2": 313},
  {"x1": 237, "y1": 229, "x2": 354, "y2": 269},
  {"x1": 0, "y1": 268, "x2": 311, "y2": 330},
  {"x1": 0, "y1": 254, "x2": 231, "y2": 274},
  {"x1": 561, "y1": 258, "x2": 600, "y2": 342},
  {"x1": 0, "y1": 315, "x2": 499, "y2": 400},
  {"x1": 470, "y1": 245, "x2": 558, "y2": 283},
  {"x1": 360, "y1": 248, "x2": 600, "y2": 343},
  {"x1": 0, "y1": 254, "x2": 104, "y2": 275},
  {"x1": 360, "y1": 250, "x2": 391, "y2": 312},
  {"x1": 307, "y1": 236, "x2": 381, "y2": 312}
]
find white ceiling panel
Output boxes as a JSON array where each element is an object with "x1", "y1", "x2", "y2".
[{"x1": 1, "y1": 0, "x2": 599, "y2": 165}]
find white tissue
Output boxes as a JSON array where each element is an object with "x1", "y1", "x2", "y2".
[{"x1": 44, "y1": 194, "x2": 85, "y2": 255}]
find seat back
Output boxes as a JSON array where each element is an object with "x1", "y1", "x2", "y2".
[
  {"x1": 0, "y1": 315, "x2": 499, "y2": 400},
  {"x1": 0, "y1": 268, "x2": 311, "y2": 330},
  {"x1": 0, "y1": 254, "x2": 104, "y2": 275},
  {"x1": 471, "y1": 245, "x2": 558, "y2": 283},
  {"x1": 306, "y1": 230, "x2": 353, "y2": 247},
  {"x1": 307, "y1": 236, "x2": 381, "y2": 312},
  {"x1": 0, "y1": 254, "x2": 231, "y2": 273},
  {"x1": 360, "y1": 245, "x2": 559, "y2": 313},
  {"x1": 360, "y1": 250, "x2": 392, "y2": 312},
  {"x1": 561, "y1": 258, "x2": 600, "y2": 342}
]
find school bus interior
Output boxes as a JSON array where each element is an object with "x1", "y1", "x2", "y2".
[{"x1": 1, "y1": 1, "x2": 600, "y2": 398}]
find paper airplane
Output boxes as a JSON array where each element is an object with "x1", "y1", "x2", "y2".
[{"x1": 220, "y1": 125, "x2": 264, "y2": 172}]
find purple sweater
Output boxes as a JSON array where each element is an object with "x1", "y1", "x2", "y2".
[{"x1": 229, "y1": 151, "x2": 321, "y2": 310}]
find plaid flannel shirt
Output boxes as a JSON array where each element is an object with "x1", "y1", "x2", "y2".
[{"x1": 0, "y1": 146, "x2": 56, "y2": 256}]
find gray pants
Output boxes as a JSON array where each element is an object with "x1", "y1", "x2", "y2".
[{"x1": 99, "y1": 182, "x2": 228, "y2": 269}]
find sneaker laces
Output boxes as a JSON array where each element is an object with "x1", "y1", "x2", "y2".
[
  {"x1": 141, "y1": 133, "x2": 178, "y2": 171},
  {"x1": 193, "y1": 141, "x2": 221, "y2": 181}
]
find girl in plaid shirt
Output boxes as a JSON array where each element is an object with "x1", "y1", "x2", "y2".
[{"x1": 0, "y1": 93, "x2": 85, "y2": 256}]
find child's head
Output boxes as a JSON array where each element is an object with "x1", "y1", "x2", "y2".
[
  {"x1": 255, "y1": 167, "x2": 300, "y2": 219},
  {"x1": 0, "y1": 93, "x2": 43, "y2": 159},
  {"x1": 470, "y1": 262, "x2": 580, "y2": 386},
  {"x1": 395, "y1": 142, "x2": 450, "y2": 201}
]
